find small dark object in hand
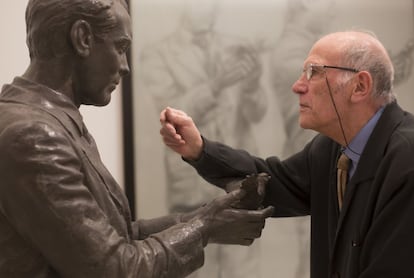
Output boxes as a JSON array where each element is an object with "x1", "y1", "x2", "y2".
[{"x1": 233, "y1": 173, "x2": 271, "y2": 210}]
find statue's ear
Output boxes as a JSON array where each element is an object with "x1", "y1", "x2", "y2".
[{"x1": 70, "y1": 19, "x2": 93, "y2": 57}]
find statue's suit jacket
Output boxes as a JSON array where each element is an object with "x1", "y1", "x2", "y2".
[
  {"x1": 0, "y1": 77, "x2": 204, "y2": 278},
  {"x1": 188, "y1": 101, "x2": 414, "y2": 278}
]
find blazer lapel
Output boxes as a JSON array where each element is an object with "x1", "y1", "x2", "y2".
[
  {"x1": 331, "y1": 102, "x2": 405, "y2": 256},
  {"x1": 34, "y1": 103, "x2": 133, "y2": 231},
  {"x1": 80, "y1": 136, "x2": 132, "y2": 216}
]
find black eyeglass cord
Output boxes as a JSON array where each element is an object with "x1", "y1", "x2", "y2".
[{"x1": 325, "y1": 76, "x2": 361, "y2": 156}]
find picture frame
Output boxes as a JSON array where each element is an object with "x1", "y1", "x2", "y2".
[{"x1": 122, "y1": 0, "x2": 414, "y2": 277}]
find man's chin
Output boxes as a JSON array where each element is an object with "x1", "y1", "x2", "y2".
[{"x1": 299, "y1": 120, "x2": 311, "y2": 130}]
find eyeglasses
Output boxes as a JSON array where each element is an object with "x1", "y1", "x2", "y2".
[{"x1": 304, "y1": 64, "x2": 359, "y2": 81}]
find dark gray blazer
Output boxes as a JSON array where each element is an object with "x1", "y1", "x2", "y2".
[{"x1": 189, "y1": 101, "x2": 414, "y2": 278}]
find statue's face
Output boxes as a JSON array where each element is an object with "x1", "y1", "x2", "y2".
[{"x1": 76, "y1": 2, "x2": 132, "y2": 106}]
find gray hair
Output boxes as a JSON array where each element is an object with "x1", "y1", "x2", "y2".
[
  {"x1": 25, "y1": 0, "x2": 128, "y2": 59},
  {"x1": 340, "y1": 31, "x2": 396, "y2": 104}
]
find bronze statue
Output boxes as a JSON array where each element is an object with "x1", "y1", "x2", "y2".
[{"x1": 0, "y1": 0, "x2": 273, "y2": 277}]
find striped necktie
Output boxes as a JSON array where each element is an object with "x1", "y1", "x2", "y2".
[{"x1": 337, "y1": 153, "x2": 350, "y2": 210}]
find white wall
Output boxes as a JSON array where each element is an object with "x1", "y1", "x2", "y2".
[{"x1": 0, "y1": 1, "x2": 124, "y2": 186}]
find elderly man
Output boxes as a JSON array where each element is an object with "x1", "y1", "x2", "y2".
[
  {"x1": 160, "y1": 30, "x2": 414, "y2": 278},
  {"x1": 0, "y1": 0, "x2": 273, "y2": 277}
]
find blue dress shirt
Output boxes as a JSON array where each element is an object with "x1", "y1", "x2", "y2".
[{"x1": 343, "y1": 106, "x2": 385, "y2": 178}]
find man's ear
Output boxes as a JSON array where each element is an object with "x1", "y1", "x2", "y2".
[
  {"x1": 351, "y1": 71, "x2": 373, "y2": 103},
  {"x1": 70, "y1": 20, "x2": 93, "y2": 57}
]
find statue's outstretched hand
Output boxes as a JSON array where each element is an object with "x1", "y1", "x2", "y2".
[{"x1": 185, "y1": 189, "x2": 274, "y2": 246}]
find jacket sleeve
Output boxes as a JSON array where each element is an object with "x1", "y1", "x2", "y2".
[
  {"x1": 187, "y1": 137, "x2": 312, "y2": 216},
  {"x1": 134, "y1": 214, "x2": 182, "y2": 240},
  {"x1": 0, "y1": 120, "x2": 204, "y2": 278}
]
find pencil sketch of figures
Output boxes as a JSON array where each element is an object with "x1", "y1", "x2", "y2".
[
  {"x1": 139, "y1": 0, "x2": 267, "y2": 277},
  {"x1": 391, "y1": 38, "x2": 414, "y2": 85},
  {"x1": 391, "y1": 0, "x2": 414, "y2": 86}
]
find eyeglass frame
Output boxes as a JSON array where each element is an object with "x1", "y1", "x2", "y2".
[{"x1": 304, "y1": 64, "x2": 359, "y2": 81}]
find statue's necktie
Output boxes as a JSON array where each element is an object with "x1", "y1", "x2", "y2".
[{"x1": 337, "y1": 153, "x2": 350, "y2": 210}]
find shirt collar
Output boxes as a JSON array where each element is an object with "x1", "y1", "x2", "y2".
[
  {"x1": 1, "y1": 77, "x2": 84, "y2": 135},
  {"x1": 343, "y1": 106, "x2": 385, "y2": 177}
]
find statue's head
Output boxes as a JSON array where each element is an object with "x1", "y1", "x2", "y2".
[
  {"x1": 26, "y1": 0, "x2": 128, "y2": 60},
  {"x1": 25, "y1": 0, "x2": 132, "y2": 107}
]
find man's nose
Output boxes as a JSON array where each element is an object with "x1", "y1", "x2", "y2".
[{"x1": 292, "y1": 75, "x2": 308, "y2": 95}]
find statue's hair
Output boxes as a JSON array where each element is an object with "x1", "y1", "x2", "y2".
[{"x1": 25, "y1": 0, "x2": 128, "y2": 59}]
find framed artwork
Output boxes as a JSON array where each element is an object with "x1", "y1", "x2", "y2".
[{"x1": 122, "y1": 0, "x2": 414, "y2": 277}]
